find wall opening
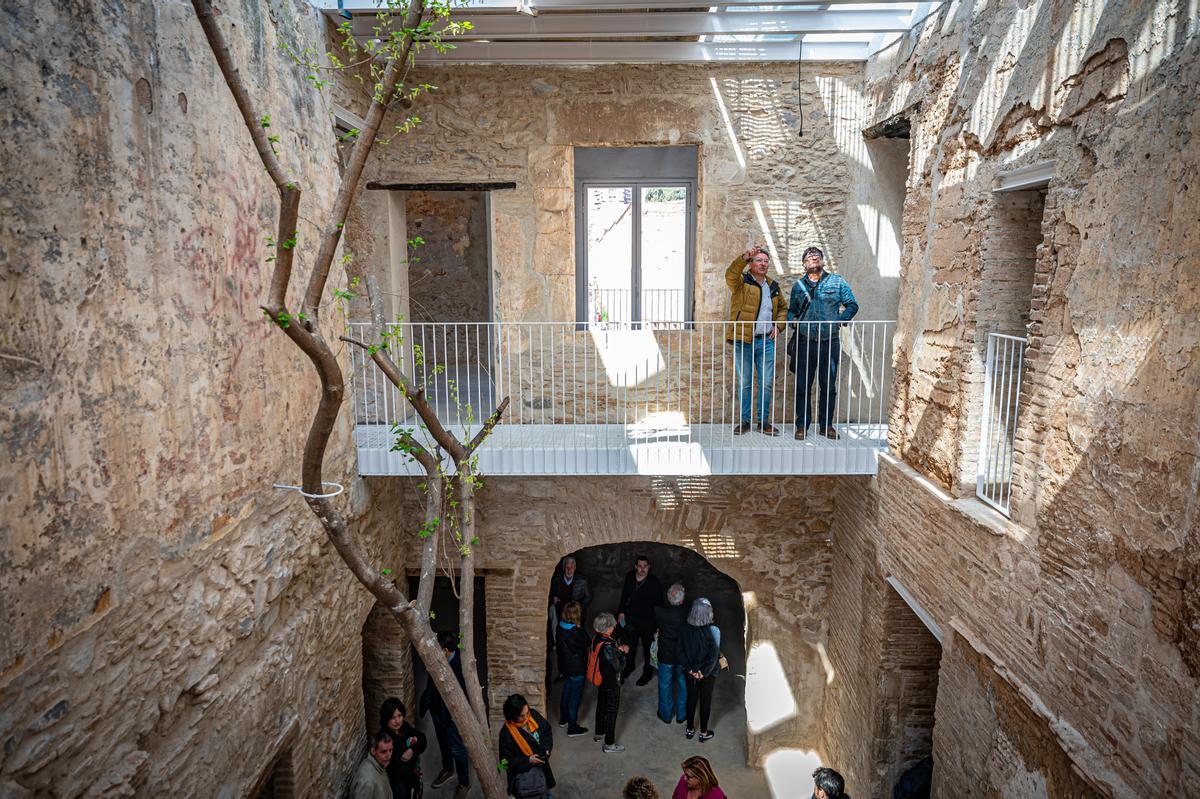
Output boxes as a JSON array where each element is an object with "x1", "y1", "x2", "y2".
[
  {"x1": 548, "y1": 541, "x2": 746, "y2": 684},
  {"x1": 978, "y1": 189, "x2": 1045, "y2": 336},
  {"x1": 543, "y1": 540, "x2": 759, "y2": 792},
  {"x1": 958, "y1": 187, "x2": 1046, "y2": 495},
  {"x1": 407, "y1": 575, "x2": 490, "y2": 714},
  {"x1": 250, "y1": 743, "x2": 297, "y2": 799},
  {"x1": 403, "y1": 190, "x2": 495, "y2": 420},
  {"x1": 873, "y1": 584, "x2": 941, "y2": 799},
  {"x1": 362, "y1": 601, "x2": 414, "y2": 733},
  {"x1": 406, "y1": 190, "x2": 491, "y2": 324}
]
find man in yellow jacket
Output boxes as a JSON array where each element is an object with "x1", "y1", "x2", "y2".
[{"x1": 726, "y1": 246, "x2": 788, "y2": 435}]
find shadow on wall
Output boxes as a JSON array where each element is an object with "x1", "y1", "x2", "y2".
[{"x1": 879, "y1": 3, "x2": 1199, "y2": 795}]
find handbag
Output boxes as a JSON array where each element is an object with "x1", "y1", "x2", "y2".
[{"x1": 512, "y1": 765, "x2": 549, "y2": 799}]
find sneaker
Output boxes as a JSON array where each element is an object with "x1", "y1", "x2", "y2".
[
  {"x1": 431, "y1": 769, "x2": 455, "y2": 789},
  {"x1": 568, "y1": 726, "x2": 589, "y2": 737},
  {"x1": 602, "y1": 743, "x2": 626, "y2": 753},
  {"x1": 685, "y1": 728, "x2": 696, "y2": 739},
  {"x1": 733, "y1": 421, "x2": 751, "y2": 435},
  {"x1": 558, "y1": 719, "x2": 568, "y2": 728},
  {"x1": 758, "y1": 423, "x2": 781, "y2": 436},
  {"x1": 699, "y1": 730, "x2": 715, "y2": 742},
  {"x1": 820, "y1": 426, "x2": 840, "y2": 440},
  {"x1": 636, "y1": 669, "x2": 655, "y2": 686},
  {"x1": 452, "y1": 786, "x2": 470, "y2": 799},
  {"x1": 593, "y1": 734, "x2": 604, "y2": 742},
  {"x1": 795, "y1": 427, "x2": 807, "y2": 440}
]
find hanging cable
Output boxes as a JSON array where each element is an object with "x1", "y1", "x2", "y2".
[{"x1": 797, "y1": 39, "x2": 804, "y2": 138}]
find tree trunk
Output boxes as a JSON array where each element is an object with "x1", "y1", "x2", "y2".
[{"x1": 187, "y1": 2, "x2": 508, "y2": 796}]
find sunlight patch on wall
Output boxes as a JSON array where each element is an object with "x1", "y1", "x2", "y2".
[
  {"x1": 764, "y1": 748, "x2": 823, "y2": 799},
  {"x1": 745, "y1": 639, "x2": 798, "y2": 733}
]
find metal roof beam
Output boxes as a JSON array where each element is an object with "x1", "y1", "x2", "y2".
[
  {"x1": 355, "y1": 9, "x2": 913, "y2": 38},
  {"x1": 415, "y1": 39, "x2": 872, "y2": 62}
]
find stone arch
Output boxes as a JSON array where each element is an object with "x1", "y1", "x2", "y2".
[{"x1": 480, "y1": 475, "x2": 836, "y2": 765}]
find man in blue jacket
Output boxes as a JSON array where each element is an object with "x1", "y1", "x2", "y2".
[{"x1": 787, "y1": 247, "x2": 858, "y2": 440}]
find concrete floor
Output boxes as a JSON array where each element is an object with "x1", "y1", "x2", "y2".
[{"x1": 413, "y1": 671, "x2": 774, "y2": 798}]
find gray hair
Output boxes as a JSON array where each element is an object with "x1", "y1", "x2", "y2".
[
  {"x1": 667, "y1": 583, "x2": 686, "y2": 606},
  {"x1": 687, "y1": 598, "x2": 714, "y2": 626},
  {"x1": 593, "y1": 611, "x2": 617, "y2": 634},
  {"x1": 562, "y1": 556, "x2": 576, "y2": 567}
]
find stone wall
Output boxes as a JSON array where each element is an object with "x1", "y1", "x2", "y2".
[
  {"x1": 345, "y1": 61, "x2": 902, "y2": 329},
  {"x1": 0, "y1": 2, "x2": 382, "y2": 795},
  {"x1": 365, "y1": 474, "x2": 838, "y2": 764},
  {"x1": 817, "y1": 1, "x2": 1200, "y2": 796}
]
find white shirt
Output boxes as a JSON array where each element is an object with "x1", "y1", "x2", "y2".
[{"x1": 754, "y1": 277, "x2": 773, "y2": 336}]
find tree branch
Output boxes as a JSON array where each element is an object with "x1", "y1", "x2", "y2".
[
  {"x1": 190, "y1": 0, "x2": 301, "y2": 310},
  {"x1": 303, "y1": 0, "x2": 426, "y2": 314}
]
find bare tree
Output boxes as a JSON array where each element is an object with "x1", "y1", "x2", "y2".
[{"x1": 187, "y1": 2, "x2": 506, "y2": 796}]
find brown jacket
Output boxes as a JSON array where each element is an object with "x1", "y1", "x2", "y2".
[{"x1": 725, "y1": 255, "x2": 787, "y2": 343}]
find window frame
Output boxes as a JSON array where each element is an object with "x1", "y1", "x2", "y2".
[{"x1": 573, "y1": 147, "x2": 698, "y2": 327}]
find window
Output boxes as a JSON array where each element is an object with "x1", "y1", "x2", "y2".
[{"x1": 574, "y1": 147, "x2": 697, "y2": 326}]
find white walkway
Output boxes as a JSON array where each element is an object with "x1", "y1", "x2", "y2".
[{"x1": 355, "y1": 422, "x2": 886, "y2": 476}]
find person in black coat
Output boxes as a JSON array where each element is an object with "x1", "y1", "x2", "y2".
[
  {"x1": 678, "y1": 597, "x2": 721, "y2": 742},
  {"x1": 555, "y1": 600, "x2": 591, "y2": 735},
  {"x1": 379, "y1": 697, "x2": 428, "y2": 799},
  {"x1": 653, "y1": 583, "x2": 690, "y2": 723},
  {"x1": 420, "y1": 630, "x2": 470, "y2": 797},
  {"x1": 617, "y1": 554, "x2": 665, "y2": 685},
  {"x1": 591, "y1": 611, "x2": 629, "y2": 752},
  {"x1": 499, "y1": 693, "x2": 555, "y2": 798}
]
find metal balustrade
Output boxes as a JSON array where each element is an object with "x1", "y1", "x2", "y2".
[
  {"x1": 348, "y1": 320, "x2": 894, "y2": 476},
  {"x1": 976, "y1": 332, "x2": 1027, "y2": 515},
  {"x1": 585, "y1": 287, "x2": 687, "y2": 326}
]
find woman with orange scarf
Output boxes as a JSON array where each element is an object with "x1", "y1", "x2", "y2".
[{"x1": 499, "y1": 693, "x2": 556, "y2": 798}]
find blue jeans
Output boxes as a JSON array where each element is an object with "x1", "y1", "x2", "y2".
[
  {"x1": 657, "y1": 663, "x2": 687, "y2": 722},
  {"x1": 734, "y1": 336, "x2": 776, "y2": 424},
  {"x1": 559, "y1": 674, "x2": 584, "y2": 727}
]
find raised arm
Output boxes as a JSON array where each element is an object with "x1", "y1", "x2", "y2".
[{"x1": 726, "y1": 255, "x2": 747, "y2": 289}]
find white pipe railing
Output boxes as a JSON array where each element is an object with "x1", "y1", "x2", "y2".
[
  {"x1": 586, "y1": 287, "x2": 687, "y2": 325},
  {"x1": 976, "y1": 332, "x2": 1026, "y2": 515},
  {"x1": 349, "y1": 320, "x2": 894, "y2": 458}
]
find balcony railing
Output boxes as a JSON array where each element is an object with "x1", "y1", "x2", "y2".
[
  {"x1": 976, "y1": 332, "x2": 1026, "y2": 515},
  {"x1": 586, "y1": 287, "x2": 687, "y2": 326},
  {"x1": 348, "y1": 320, "x2": 894, "y2": 476}
]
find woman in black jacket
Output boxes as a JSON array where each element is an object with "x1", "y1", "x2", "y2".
[
  {"x1": 678, "y1": 598, "x2": 721, "y2": 742},
  {"x1": 555, "y1": 600, "x2": 591, "y2": 735},
  {"x1": 591, "y1": 611, "x2": 629, "y2": 753},
  {"x1": 499, "y1": 693, "x2": 555, "y2": 798},
  {"x1": 379, "y1": 697, "x2": 428, "y2": 799}
]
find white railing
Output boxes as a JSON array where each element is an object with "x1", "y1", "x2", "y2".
[
  {"x1": 585, "y1": 287, "x2": 687, "y2": 326},
  {"x1": 348, "y1": 320, "x2": 894, "y2": 474},
  {"x1": 976, "y1": 332, "x2": 1026, "y2": 515}
]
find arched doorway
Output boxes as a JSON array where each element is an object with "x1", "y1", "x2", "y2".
[{"x1": 543, "y1": 541, "x2": 769, "y2": 798}]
